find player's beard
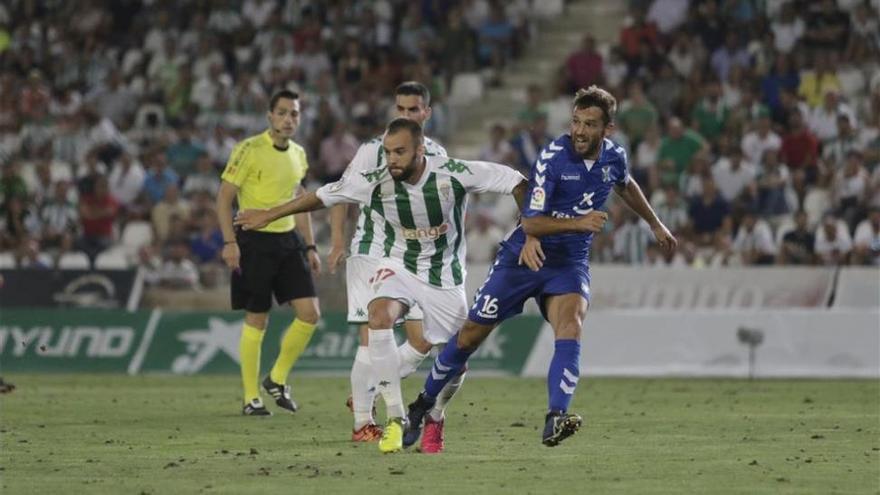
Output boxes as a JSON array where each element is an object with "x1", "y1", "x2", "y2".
[
  {"x1": 390, "y1": 156, "x2": 418, "y2": 182},
  {"x1": 574, "y1": 135, "x2": 600, "y2": 159}
]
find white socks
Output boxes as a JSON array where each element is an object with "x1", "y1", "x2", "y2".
[
  {"x1": 368, "y1": 329, "x2": 405, "y2": 419},
  {"x1": 397, "y1": 341, "x2": 429, "y2": 378},
  {"x1": 429, "y1": 371, "x2": 466, "y2": 422},
  {"x1": 350, "y1": 346, "x2": 376, "y2": 428}
]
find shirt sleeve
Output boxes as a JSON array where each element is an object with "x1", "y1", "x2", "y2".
[
  {"x1": 613, "y1": 143, "x2": 631, "y2": 186},
  {"x1": 343, "y1": 142, "x2": 379, "y2": 176},
  {"x1": 523, "y1": 156, "x2": 557, "y2": 218},
  {"x1": 220, "y1": 141, "x2": 252, "y2": 186},
  {"x1": 455, "y1": 159, "x2": 525, "y2": 195},
  {"x1": 315, "y1": 166, "x2": 381, "y2": 207}
]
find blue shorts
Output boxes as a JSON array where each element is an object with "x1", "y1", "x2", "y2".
[{"x1": 467, "y1": 250, "x2": 591, "y2": 325}]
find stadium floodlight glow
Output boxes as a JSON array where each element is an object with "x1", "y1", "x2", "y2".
[{"x1": 737, "y1": 327, "x2": 764, "y2": 380}]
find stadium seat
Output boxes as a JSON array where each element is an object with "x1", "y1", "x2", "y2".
[
  {"x1": 533, "y1": 0, "x2": 564, "y2": 18},
  {"x1": 448, "y1": 73, "x2": 484, "y2": 106},
  {"x1": 0, "y1": 252, "x2": 16, "y2": 268},
  {"x1": 95, "y1": 247, "x2": 131, "y2": 269},
  {"x1": 775, "y1": 217, "x2": 795, "y2": 247},
  {"x1": 120, "y1": 221, "x2": 154, "y2": 258},
  {"x1": 57, "y1": 251, "x2": 91, "y2": 269}
]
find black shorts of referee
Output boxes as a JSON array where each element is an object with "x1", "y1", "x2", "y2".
[{"x1": 231, "y1": 229, "x2": 316, "y2": 313}]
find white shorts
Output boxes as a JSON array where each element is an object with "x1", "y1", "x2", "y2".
[
  {"x1": 346, "y1": 255, "x2": 423, "y2": 323},
  {"x1": 369, "y1": 259, "x2": 466, "y2": 345}
]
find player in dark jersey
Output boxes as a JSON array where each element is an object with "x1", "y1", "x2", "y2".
[{"x1": 403, "y1": 86, "x2": 677, "y2": 449}]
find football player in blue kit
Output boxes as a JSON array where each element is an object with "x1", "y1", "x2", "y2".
[{"x1": 403, "y1": 85, "x2": 677, "y2": 449}]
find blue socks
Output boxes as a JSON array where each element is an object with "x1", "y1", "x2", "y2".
[
  {"x1": 423, "y1": 332, "x2": 472, "y2": 399},
  {"x1": 547, "y1": 339, "x2": 580, "y2": 413}
]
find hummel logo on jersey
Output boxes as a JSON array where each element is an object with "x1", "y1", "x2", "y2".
[
  {"x1": 561, "y1": 174, "x2": 581, "y2": 181},
  {"x1": 356, "y1": 308, "x2": 365, "y2": 317},
  {"x1": 440, "y1": 159, "x2": 473, "y2": 175}
]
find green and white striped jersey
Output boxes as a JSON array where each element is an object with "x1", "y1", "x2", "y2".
[
  {"x1": 344, "y1": 136, "x2": 448, "y2": 258},
  {"x1": 316, "y1": 155, "x2": 525, "y2": 288}
]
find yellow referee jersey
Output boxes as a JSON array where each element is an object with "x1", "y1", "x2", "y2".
[{"x1": 221, "y1": 131, "x2": 309, "y2": 233}]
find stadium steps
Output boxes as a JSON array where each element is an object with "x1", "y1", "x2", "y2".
[{"x1": 446, "y1": 0, "x2": 626, "y2": 158}]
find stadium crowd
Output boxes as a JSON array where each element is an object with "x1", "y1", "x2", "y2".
[
  {"x1": 479, "y1": 0, "x2": 880, "y2": 267},
  {"x1": 0, "y1": 0, "x2": 878, "y2": 292},
  {"x1": 0, "y1": 0, "x2": 535, "y2": 287}
]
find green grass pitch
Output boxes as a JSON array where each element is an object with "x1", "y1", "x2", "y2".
[{"x1": 2, "y1": 374, "x2": 878, "y2": 494}]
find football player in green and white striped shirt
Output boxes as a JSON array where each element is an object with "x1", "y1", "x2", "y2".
[
  {"x1": 326, "y1": 82, "x2": 448, "y2": 442},
  {"x1": 234, "y1": 118, "x2": 527, "y2": 453}
]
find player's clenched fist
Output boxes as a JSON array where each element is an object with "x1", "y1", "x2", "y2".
[
  {"x1": 234, "y1": 209, "x2": 272, "y2": 231},
  {"x1": 577, "y1": 210, "x2": 608, "y2": 233}
]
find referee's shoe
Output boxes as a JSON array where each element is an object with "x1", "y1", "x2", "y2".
[{"x1": 262, "y1": 375, "x2": 298, "y2": 413}]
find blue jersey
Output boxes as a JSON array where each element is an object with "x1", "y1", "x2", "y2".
[{"x1": 499, "y1": 134, "x2": 630, "y2": 266}]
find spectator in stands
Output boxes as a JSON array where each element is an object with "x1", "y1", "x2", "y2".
[
  {"x1": 516, "y1": 84, "x2": 547, "y2": 127},
  {"x1": 689, "y1": 176, "x2": 729, "y2": 245},
  {"x1": 565, "y1": 35, "x2": 603, "y2": 92},
  {"x1": 620, "y1": 7, "x2": 659, "y2": 63},
  {"x1": 852, "y1": 207, "x2": 880, "y2": 265},
  {"x1": 658, "y1": 117, "x2": 708, "y2": 184},
  {"x1": 509, "y1": 112, "x2": 553, "y2": 176},
  {"x1": 318, "y1": 121, "x2": 359, "y2": 183},
  {"x1": 771, "y1": 3, "x2": 806, "y2": 54},
  {"x1": 613, "y1": 210, "x2": 652, "y2": 264},
  {"x1": 756, "y1": 150, "x2": 793, "y2": 220},
  {"x1": 822, "y1": 114, "x2": 862, "y2": 169},
  {"x1": 39, "y1": 180, "x2": 78, "y2": 257},
  {"x1": 465, "y1": 212, "x2": 504, "y2": 264},
  {"x1": 652, "y1": 184, "x2": 690, "y2": 237},
  {"x1": 182, "y1": 152, "x2": 220, "y2": 198},
  {"x1": 438, "y1": 7, "x2": 476, "y2": 84},
  {"x1": 713, "y1": 146, "x2": 756, "y2": 204},
  {"x1": 166, "y1": 124, "x2": 207, "y2": 177},
  {"x1": 478, "y1": 123, "x2": 514, "y2": 164},
  {"x1": 780, "y1": 111, "x2": 820, "y2": 182},
  {"x1": 0, "y1": 162, "x2": 27, "y2": 205},
  {"x1": 108, "y1": 150, "x2": 146, "y2": 208},
  {"x1": 152, "y1": 184, "x2": 190, "y2": 244},
  {"x1": 142, "y1": 150, "x2": 179, "y2": 204},
  {"x1": 477, "y1": 3, "x2": 514, "y2": 86},
  {"x1": 156, "y1": 239, "x2": 200, "y2": 290},
  {"x1": 778, "y1": 210, "x2": 817, "y2": 265},
  {"x1": 732, "y1": 209, "x2": 776, "y2": 265},
  {"x1": 815, "y1": 212, "x2": 853, "y2": 265},
  {"x1": 741, "y1": 114, "x2": 782, "y2": 166},
  {"x1": 618, "y1": 80, "x2": 658, "y2": 147},
  {"x1": 1, "y1": 195, "x2": 38, "y2": 251},
  {"x1": 803, "y1": 0, "x2": 850, "y2": 52},
  {"x1": 710, "y1": 32, "x2": 751, "y2": 84},
  {"x1": 810, "y1": 90, "x2": 857, "y2": 145},
  {"x1": 690, "y1": 78, "x2": 728, "y2": 144},
  {"x1": 190, "y1": 209, "x2": 224, "y2": 265},
  {"x1": 77, "y1": 175, "x2": 118, "y2": 265},
  {"x1": 832, "y1": 150, "x2": 869, "y2": 230}
]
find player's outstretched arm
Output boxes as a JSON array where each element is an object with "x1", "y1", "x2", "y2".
[
  {"x1": 521, "y1": 211, "x2": 608, "y2": 237},
  {"x1": 614, "y1": 180, "x2": 677, "y2": 253},
  {"x1": 234, "y1": 191, "x2": 327, "y2": 231}
]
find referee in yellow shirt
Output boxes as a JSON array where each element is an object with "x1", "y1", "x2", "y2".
[{"x1": 217, "y1": 89, "x2": 322, "y2": 416}]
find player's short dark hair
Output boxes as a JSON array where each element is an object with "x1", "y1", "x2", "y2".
[
  {"x1": 573, "y1": 85, "x2": 617, "y2": 125},
  {"x1": 395, "y1": 81, "x2": 431, "y2": 106},
  {"x1": 385, "y1": 117, "x2": 424, "y2": 144},
  {"x1": 269, "y1": 89, "x2": 299, "y2": 112}
]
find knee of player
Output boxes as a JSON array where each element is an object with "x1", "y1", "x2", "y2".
[
  {"x1": 367, "y1": 305, "x2": 397, "y2": 329},
  {"x1": 299, "y1": 306, "x2": 321, "y2": 325}
]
